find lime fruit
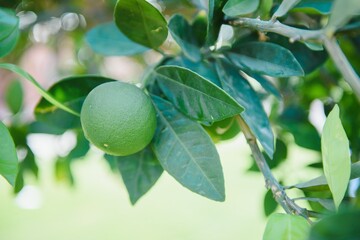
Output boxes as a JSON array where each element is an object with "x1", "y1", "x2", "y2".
[{"x1": 80, "y1": 81, "x2": 157, "y2": 156}]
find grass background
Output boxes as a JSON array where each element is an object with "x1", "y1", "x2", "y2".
[{"x1": 0, "y1": 135, "x2": 319, "y2": 240}]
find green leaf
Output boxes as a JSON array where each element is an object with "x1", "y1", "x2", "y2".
[
  {"x1": 264, "y1": 190, "x2": 278, "y2": 217},
  {"x1": 114, "y1": 0, "x2": 168, "y2": 49},
  {"x1": 223, "y1": 0, "x2": 260, "y2": 17},
  {"x1": 5, "y1": 79, "x2": 23, "y2": 114},
  {"x1": 168, "y1": 14, "x2": 201, "y2": 62},
  {"x1": 0, "y1": 7, "x2": 18, "y2": 40},
  {"x1": 263, "y1": 213, "x2": 310, "y2": 240},
  {"x1": 0, "y1": 121, "x2": 18, "y2": 186},
  {"x1": 0, "y1": 21, "x2": 19, "y2": 58},
  {"x1": 327, "y1": 0, "x2": 360, "y2": 33},
  {"x1": 273, "y1": 0, "x2": 301, "y2": 19},
  {"x1": 251, "y1": 73, "x2": 282, "y2": 99},
  {"x1": 308, "y1": 210, "x2": 360, "y2": 240},
  {"x1": 151, "y1": 96, "x2": 225, "y2": 201},
  {"x1": 35, "y1": 75, "x2": 115, "y2": 130},
  {"x1": 154, "y1": 65, "x2": 244, "y2": 124},
  {"x1": 165, "y1": 57, "x2": 221, "y2": 86},
  {"x1": 216, "y1": 59, "x2": 274, "y2": 158},
  {"x1": 227, "y1": 42, "x2": 304, "y2": 77},
  {"x1": 290, "y1": 161, "x2": 360, "y2": 191},
  {"x1": 204, "y1": 116, "x2": 241, "y2": 142},
  {"x1": 321, "y1": 105, "x2": 351, "y2": 210},
  {"x1": 105, "y1": 147, "x2": 163, "y2": 204},
  {"x1": 207, "y1": 0, "x2": 227, "y2": 46},
  {"x1": 293, "y1": 0, "x2": 333, "y2": 15},
  {"x1": 85, "y1": 22, "x2": 148, "y2": 56},
  {"x1": 0, "y1": 64, "x2": 80, "y2": 117}
]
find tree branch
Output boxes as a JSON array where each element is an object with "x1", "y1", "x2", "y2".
[
  {"x1": 236, "y1": 115, "x2": 312, "y2": 223},
  {"x1": 229, "y1": 18, "x2": 360, "y2": 101}
]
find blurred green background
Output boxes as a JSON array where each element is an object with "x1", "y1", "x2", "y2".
[{"x1": 0, "y1": 136, "x2": 319, "y2": 240}]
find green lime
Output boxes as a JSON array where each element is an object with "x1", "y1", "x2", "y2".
[{"x1": 80, "y1": 81, "x2": 157, "y2": 156}]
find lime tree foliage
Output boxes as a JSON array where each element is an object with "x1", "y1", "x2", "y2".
[{"x1": 1, "y1": 0, "x2": 360, "y2": 238}]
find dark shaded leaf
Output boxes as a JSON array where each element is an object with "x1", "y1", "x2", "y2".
[
  {"x1": 250, "y1": 73, "x2": 281, "y2": 99},
  {"x1": 154, "y1": 65, "x2": 244, "y2": 124},
  {"x1": 114, "y1": 0, "x2": 168, "y2": 49},
  {"x1": 264, "y1": 189, "x2": 278, "y2": 216},
  {"x1": 228, "y1": 42, "x2": 304, "y2": 77},
  {"x1": 151, "y1": 96, "x2": 225, "y2": 201},
  {"x1": 216, "y1": 59, "x2": 274, "y2": 158},
  {"x1": 85, "y1": 22, "x2": 148, "y2": 56},
  {"x1": 105, "y1": 147, "x2": 163, "y2": 204},
  {"x1": 207, "y1": 0, "x2": 227, "y2": 46},
  {"x1": 35, "y1": 76, "x2": 115, "y2": 130}
]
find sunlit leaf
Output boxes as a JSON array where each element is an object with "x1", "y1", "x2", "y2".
[
  {"x1": 321, "y1": 105, "x2": 351, "y2": 210},
  {"x1": 263, "y1": 213, "x2": 310, "y2": 240},
  {"x1": 327, "y1": 0, "x2": 360, "y2": 33},
  {"x1": 0, "y1": 121, "x2": 18, "y2": 186},
  {"x1": 151, "y1": 96, "x2": 225, "y2": 201},
  {"x1": 85, "y1": 22, "x2": 148, "y2": 56},
  {"x1": 114, "y1": 0, "x2": 168, "y2": 49},
  {"x1": 223, "y1": 0, "x2": 260, "y2": 17},
  {"x1": 294, "y1": 0, "x2": 333, "y2": 15},
  {"x1": 273, "y1": 0, "x2": 301, "y2": 19}
]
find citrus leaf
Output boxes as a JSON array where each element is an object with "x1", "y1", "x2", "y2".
[
  {"x1": 263, "y1": 213, "x2": 310, "y2": 240},
  {"x1": 85, "y1": 22, "x2": 148, "y2": 56},
  {"x1": 273, "y1": 0, "x2": 301, "y2": 19},
  {"x1": 264, "y1": 190, "x2": 278, "y2": 217},
  {"x1": 0, "y1": 121, "x2": 18, "y2": 186},
  {"x1": 308, "y1": 210, "x2": 360, "y2": 240},
  {"x1": 207, "y1": 0, "x2": 227, "y2": 46},
  {"x1": 35, "y1": 75, "x2": 115, "y2": 130},
  {"x1": 250, "y1": 73, "x2": 282, "y2": 99},
  {"x1": 227, "y1": 42, "x2": 304, "y2": 77},
  {"x1": 5, "y1": 79, "x2": 23, "y2": 114},
  {"x1": 223, "y1": 0, "x2": 260, "y2": 17},
  {"x1": 0, "y1": 7, "x2": 18, "y2": 41},
  {"x1": 216, "y1": 59, "x2": 274, "y2": 158},
  {"x1": 327, "y1": 0, "x2": 360, "y2": 33},
  {"x1": 321, "y1": 105, "x2": 351, "y2": 210},
  {"x1": 154, "y1": 65, "x2": 244, "y2": 124},
  {"x1": 168, "y1": 14, "x2": 201, "y2": 62},
  {"x1": 293, "y1": 0, "x2": 333, "y2": 15},
  {"x1": 105, "y1": 146, "x2": 163, "y2": 205},
  {"x1": 289, "y1": 161, "x2": 360, "y2": 191},
  {"x1": 0, "y1": 20, "x2": 19, "y2": 58},
  {"x1": 0, "y1": 64, "x2": 80, "y2": 117},
  {"x1": 114, "y1": 0, "x2": 168, "y2": 49},
  {"x1": 151, "y1": 96, "x2": 225, "y2": 201}
]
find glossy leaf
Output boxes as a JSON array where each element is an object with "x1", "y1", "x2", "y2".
[
  {"x1": 85, "y1": 22, "x2": 148, "y2": 56},
  {"x1": 35, "y1": 76, "x2": 115, "y2": 130},
  {"x1": 154, "y1": 66, "x2": 244, "y2": 124},
  {"x1": 168, "y1": 15, "x2": 201, "y2": 62},
  {"x1": 216, "y1": 59, "x2": 274, "y2": 158},
  {"x1": 294, "y1": 0, "x2": 332, "y2": 15},
  {"x1": 290, "y1": 161, "x2": 360, "y2": 191},
  {"x1": 0, "y1": 7, "x2": 18, "y2": 40},
  {"x1": 105, "y1": 147, "x2": 163, "y2": 204},
  {"x1": 263, "y1": 213, "x2": 310, "y2": 240},
  {"x1": 207, "y1": 0, "x2": 227, "y2": 46},
  {"x1": 321, "y1": 105, "x2": 351, "y2": 210},
  {"x1": 114, "y1": 0, "x2": 168, "y2": 49},
  {"x1": 273, "y1": 0, "x2": 301, "y2": 19},
  {"x1": 327, "y1": 0, "x2": 360, "y2": 33},
  {"x1": 0, "y1": 121, "x2": 18, "y2": 186},
  {"x1": 5, "y1": 79, "x2": 23, "y2": 114},
  {"x1": 228, "y1": 42, "x2": 304, "y2": 77},
  {"x1": 151, "y1": 96, "x2": 225, "y2": 201},
  {"x1": 223, "y1": 0, "x2": 260, "y2": 17},
  {"x1": 308, "y1": 210, "x2": 360, "y2": 240}
]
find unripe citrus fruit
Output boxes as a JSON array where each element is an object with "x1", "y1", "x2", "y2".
[{"x1": 80, "y1": 81, "x2": 157, "y2": 156}]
